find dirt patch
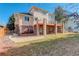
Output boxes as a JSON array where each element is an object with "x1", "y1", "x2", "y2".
[{"x1": 0, "y1": 36, "x2": 16, "y2": 55}]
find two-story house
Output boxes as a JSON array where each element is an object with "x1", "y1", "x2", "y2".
[
  {"x1": 14, "y1": 6, "x2": 64, "y2": 36},
  {"x1": 64, "y1": 12, "x2": 79, "y2": 32}
]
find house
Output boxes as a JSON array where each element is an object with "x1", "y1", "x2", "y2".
[
  {"x1": 64, "y1": 12, "x2": 79, "y2": 32},
  {"x1": 14, "y1": 13, "x2": 34, "y2": 35},
  {"x1": 14, "y1": 6, "x2": 64, "y2": 36}
]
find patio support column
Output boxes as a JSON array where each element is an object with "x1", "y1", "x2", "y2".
[
  {"x1": 62, "y1": 23, "x2": 64, "y2": 33},
  {"x1": 43, "y1": 19, "x2": 47, "y2": 36},
  {"x1": 18, "y1": 15, "x2": 22, "y2": 35},
  {"x1": 36, "y1": 19, "x2": 39, "y2": 36},
  {"x1": 19, "y1": 25, "x2": 22, "y2": 34},
  {"x1": 55, "y1": 21, "x2": 57, "y2": 35},
  {"x1": 33, "y1": 17, "x2": 35, "y2": 35}
]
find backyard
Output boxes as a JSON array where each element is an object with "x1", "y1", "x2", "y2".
[{"x1": 1, "y1": 33, "x2": 79, "y2": 56}]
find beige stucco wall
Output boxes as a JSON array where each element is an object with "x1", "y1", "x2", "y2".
[
  {"x1": 14, "y1": 13, "x2": 34, "y2": 34},
  {"x1": 33, "y1": 11, "x2": 47, "y2": 24},
  {"x1": 22, "y1": 16, "x2": 33, "y2": 26},
  {"x1": 30, "y1": 9, "x2": 55, "y2": 25},
  {"x1": 47, "y1": 14, "x2": 55, "y2": 24},
  {"x1": 14, "y1": 14, "x2": 34, "y2": 26}
]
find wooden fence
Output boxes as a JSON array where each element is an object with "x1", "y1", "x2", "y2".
[{"x1": 0, "y1": 27, "x2": 8, "y2": 38}]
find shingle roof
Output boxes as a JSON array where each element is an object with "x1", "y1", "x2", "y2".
[
  {"x1": 69, "y1": 12, "x2": 79, "y2": 20},
  {"x1": 31, "y1": 6, "x2": 48, "y2": 13},
  {"x1": 0, "y1": 25, "x2": 4, "y2": 28},
  {"x1": 19, "y1": 13, "x2": 33, "y2": 16}
]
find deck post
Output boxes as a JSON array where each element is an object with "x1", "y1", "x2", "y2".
[
  {"x1": 33, "y1": 17, "x2": 35, "y2": 35},
  {"x1": 43, "y1": 19, "x2": 47, "y2": 36},
  {"x1": 62, "y1": 23, "x2": 64, "y2": 33},
  {"x1": 55, "y1": 21, "x2": 57, "y2": 35},
  {"x1": 19, "y1": 26, "x2": 22, "y2": 34},
  {"x1": 36, "y1": 19, "x2": 39, "y2": 36},
  {"x1": 18, "y1": 15, "x2": 23, "y2": 35}
]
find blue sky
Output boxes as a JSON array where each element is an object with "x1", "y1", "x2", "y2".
[{"x1": 0, "y1": 3, "x2": 79, "y2": 26}]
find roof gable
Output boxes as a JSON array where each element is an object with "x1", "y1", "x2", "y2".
[{"x1": 30, "y1": 6, "x2": 48, "y2": 14}]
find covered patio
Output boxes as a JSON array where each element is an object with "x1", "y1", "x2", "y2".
[
  {"x1": 33, "y1": 19, "x2": 64, "y2": 36},
  {"x1": 19, "y1": 19, "x2": 64, "y2": 36},
  {"x1": 34, "y1": 23, "x2": 64, "y2": 35}
]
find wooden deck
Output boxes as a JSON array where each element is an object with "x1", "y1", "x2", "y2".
[{"x1": 34, "y1": 23, "x2": 63, "y2": 27}]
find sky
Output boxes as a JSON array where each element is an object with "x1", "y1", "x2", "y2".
[{"x1": 0, "y1": 3, "x2": 79, "y2": 26}]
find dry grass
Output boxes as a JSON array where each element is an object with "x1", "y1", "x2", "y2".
[
  {"x1": 3, "y1": 33, "x2": 79, "y2": 56},
  {"x1": 15, "y1": 33, "x2": 73, "y2": 47}
]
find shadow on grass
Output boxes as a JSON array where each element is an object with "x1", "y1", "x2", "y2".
[{"x1": 2, "y1": 33, "x2": 79, "y2": 56}]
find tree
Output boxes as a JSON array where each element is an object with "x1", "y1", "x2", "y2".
[
  {"x1": 54, "y1": 6, "x2": 67, "y2": 33},
  {"x1": 6, "y1": 15, "x2": 15, "y2": 32},
  {"x1": 55, "y1": 6, "x2": 66, "y2": 23}
]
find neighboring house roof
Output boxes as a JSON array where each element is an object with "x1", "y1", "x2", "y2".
[{"x1": 68, "y1": 12, "x2": 79, "y2": 20}]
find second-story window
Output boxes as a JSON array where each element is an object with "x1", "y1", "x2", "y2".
[
  {"x1": 24, "y1": 16, "x2": 29, "y2": 21},
  {"x1": 35, "y1": 17, "x2": 38, "y2": 21}
]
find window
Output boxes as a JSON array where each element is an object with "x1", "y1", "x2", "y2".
[
  {"x1": 24, "y1": 16, "x2": 29, "y2": 21},
  {"x1": 37, "y1": 10, "x2": 47, "y2": 15},
  {"x1": 35, "y1": 17, "x2": 38, "y2": 21}
]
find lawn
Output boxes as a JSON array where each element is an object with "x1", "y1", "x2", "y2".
[{"x1": 3, "y1": 33, "x2": 79, "y2": 56}]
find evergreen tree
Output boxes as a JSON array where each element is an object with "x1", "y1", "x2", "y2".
[{"x1": 6, "y1": 15, "x2": 15, "y2": 32}]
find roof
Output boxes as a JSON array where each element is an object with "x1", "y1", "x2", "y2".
[
  {"x1": 68, "y1": 12, "x2": 79, "y2": 20},
  {"x1": 15, "y1": 13, "x2": 33, "y2": 16},
  {"x1": 0, "y1": 25, "x2": 4, "y2": 28},
  {"x1": 30, "y1": 6, "x2": 48, "y2": 13}
]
